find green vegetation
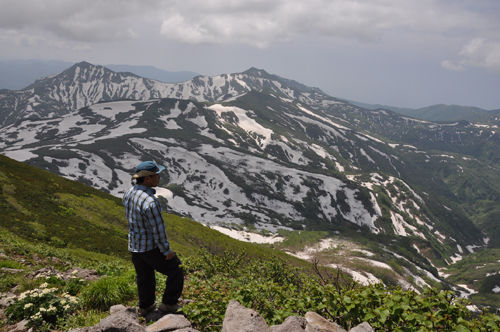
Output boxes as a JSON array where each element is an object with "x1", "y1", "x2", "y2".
[{"x1": 1, "y1": 154, "x2": 499, "y2": 331}]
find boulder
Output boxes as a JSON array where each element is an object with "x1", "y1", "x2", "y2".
[
  {"x1": 8, "y1": 319, "x2": 30, "y2": 332},
  {"x1": 222, "y1": 300, "x2": 271, "y2": 332},
  {"x1": 349, "y1": 322, "x2": 374, "y2": 332},
  {"x1": 305, "y1": 312, "x2": 346, "y2": 332},
  {"x1": 146, "y1": 314, "x2": 191, "y2": 332},
  {"x1": 99, "y1": 307, "x2": 146, "y2": 332},
  {"x1": 271, "y1": 316, "x2": 307, "y2": 331}
]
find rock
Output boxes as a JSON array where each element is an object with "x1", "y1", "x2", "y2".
[
  {"x1": 110, "y1": 304, "x2": 138, "y2": 318},
  {"x1": 68, "y1": 267, "x2": 100, "y2": 281},
  {"x1": 271, "y1": 316, "x2": 307, "y2": 331},
  {"x1": 222, "y1": 300, "x2": 271, "y2": 332},
  {"x1": 349, "y1": 322, "x2": 374, "y2": 332},
  {"x1": 110, "y1": 304, "x2": 128, "y2": 314},
  {"x1": 9, "y1": 319, "x2": 30, "y2": 332},
  {"x1": 146, "y1": 314, "x2": 192, "y2": 332},
  {"x1": 172, "y1": 328, "x2": 200, "y2": 332},
  {"x1": 68, "y1": 327, "x2": 101, "y2": 332},
  {"x1": 25, "y1": 266, "x2": 99, "y2": 281},
  {"x1": 0, "y1": 292, "x2": 17, "y2": 308},
  {"x1": 0, "y1": 267, "x2": 24, "y2": 273},
  {"x1": 305, "y1": 312, "x2": 346, "y2": 332},
  {"x1": 99, "y1": 308, "x2": 146, "y2": 332}
]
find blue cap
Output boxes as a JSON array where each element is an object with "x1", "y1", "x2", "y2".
[{"x1": 133, "y1": 161, "x2": 165, "y2": 178}]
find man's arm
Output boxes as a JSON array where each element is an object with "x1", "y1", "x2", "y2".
[{"x1": 145, "y1": 200, "x2": 174, "y2": 258}]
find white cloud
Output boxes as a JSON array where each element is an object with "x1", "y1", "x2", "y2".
[{"x1": 443, "y1": 38, "x2": 500, "y2": 73}]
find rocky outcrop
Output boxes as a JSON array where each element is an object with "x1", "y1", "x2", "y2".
[
  {"x1": 68, "y1": 301, "x2": 374, "y2": 332},
  {"x1": 221, "y1": 300, "x2": 271, "y2": 332}
]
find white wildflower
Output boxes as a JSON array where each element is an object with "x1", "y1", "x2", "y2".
[
  {"x1": 63, "y1": 304, "x2": 70, "y2": 311},
  {"x1": 47, "y1": 305, "x2": 57, "y2": 313},
  {"x1": 23, "y1": 303, "x2": 33, "y2": 309},
  {"x1": 39, "y1": 282, "x2": 49, "y2": 289},
  {"x1": 39, "y1": 307, "x2": 47, "y2": 312}
]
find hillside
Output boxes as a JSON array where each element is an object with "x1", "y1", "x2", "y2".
[
  {"x1": 1, "y1": 62, "x2": 499, "y2": 316},
  {"x1": 351, "y1": 101, "x2": 500, "y2": 124},
  {"x1": 1, "y1": 154, "x2": 499, "y2": 331}
]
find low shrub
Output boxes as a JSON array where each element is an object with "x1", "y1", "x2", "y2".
[
  {"x1": 5, "y1": 283, "x2": 79, "y2": 331},
  {"x1": 80, "y1": 276, "x2": 135, "y2": 310}
]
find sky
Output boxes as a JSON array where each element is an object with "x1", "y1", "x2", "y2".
[{"x1": 0, "y1": 0, "x2": 499, "y2": 109}]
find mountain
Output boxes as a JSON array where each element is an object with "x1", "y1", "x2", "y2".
[
  {"x1": 352, "y1": 100, "x2": 500, "y2": 124},
  {"x1": 0, "y1": 62, "x2": 498, "y2": 272},
  {"x1": 0, "y1": 59, "x2": 199, "y2": 91}
]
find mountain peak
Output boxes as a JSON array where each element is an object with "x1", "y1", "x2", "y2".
[{"x1": 242, "y1": 67, "x2": 269, "y2": 77}]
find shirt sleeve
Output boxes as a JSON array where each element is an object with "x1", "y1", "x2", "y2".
[{"x1": 144, "y1": 200, "x2": 172, "y2": 256}]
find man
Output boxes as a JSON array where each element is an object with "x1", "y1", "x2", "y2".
[{"x1": 123, "y1": 160, "x2": 184, "y2": 316}]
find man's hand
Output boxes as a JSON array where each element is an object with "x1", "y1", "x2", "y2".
[{"x1": 165, "y1": 251, "x2": 176, "y2": 260}]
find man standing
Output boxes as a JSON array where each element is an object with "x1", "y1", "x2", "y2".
[{"x1": 123, "y1": 161, "x2": 184, "y2": 316}]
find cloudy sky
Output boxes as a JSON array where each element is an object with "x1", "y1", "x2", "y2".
[{"x1": 1, "y1": 0, "x2": 499, "y2": 109}]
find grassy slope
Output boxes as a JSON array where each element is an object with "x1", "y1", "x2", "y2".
[
  {"x1": 1, "y1": 154, "x2": 499, "y2": 330},
  {"x1": 0, "y1": 154, "x2": 310, "y2": 262}
]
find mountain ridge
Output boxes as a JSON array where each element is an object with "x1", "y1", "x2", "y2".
[{"x1": 0, "y1": 61, "x2": 497, "y2": 260}]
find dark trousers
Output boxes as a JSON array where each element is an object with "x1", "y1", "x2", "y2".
[{"x1": 131, "y1": 248, "x2": 184, "y2": 308}]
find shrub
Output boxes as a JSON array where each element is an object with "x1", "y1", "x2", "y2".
[
  {"x1": 5, "y1": 283, "x2": 79, "y2": 331},
  {"x1": 80, "y1": 276, "x2": 135, "y2": 310}
]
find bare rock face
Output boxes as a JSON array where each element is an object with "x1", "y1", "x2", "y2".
[
  {"x1": 304, "y1": 312, "x2": 347, "y2": 332},
  {"x1": 222, "y1": 300, "x2": 272, "y2": 332},
  {"x1": 146, "y1": 314, "x2": 192, "y2": 332},
  {"x1": 271, "y1": 316, "x2": 308, "y2": 331}
]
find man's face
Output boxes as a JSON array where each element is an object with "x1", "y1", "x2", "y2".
[{"x1": 144, "y1": 174, "x2": 160, "y2": 187}]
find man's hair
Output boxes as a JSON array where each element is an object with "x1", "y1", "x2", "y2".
[{"x1": 132, "y1": 177, "x2": 146, "y2": 185}]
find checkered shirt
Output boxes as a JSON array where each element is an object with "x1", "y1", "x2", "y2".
[{"x1": 123, "y1": 185, "x2": 171, "y2": 255}]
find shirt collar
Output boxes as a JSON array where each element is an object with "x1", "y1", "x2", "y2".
[{"x1": 134, "y1": 184, "x2": 156, "y2": 195}]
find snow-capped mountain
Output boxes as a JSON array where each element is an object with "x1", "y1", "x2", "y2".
[{"x1": 1, "y1": 62, "x2": 498, "y2": 269}]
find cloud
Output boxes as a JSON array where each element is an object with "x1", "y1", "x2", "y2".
[
  {"x1": 441, "y1": 60, "x2": 464, "y2": 72},
  {"x1": 0, "y1": 0, "x2": 163, "y2": 43},
  {"x1": 442, "y1": 38, "x2": 500, "y2": 73},
  {"x1": 158, "y1": 0, "x2": 495, "y2": 47}
]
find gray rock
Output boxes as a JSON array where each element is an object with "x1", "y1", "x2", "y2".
[
  {"x1": 271, "y1": 316, "x2": 307, "y2": 331},
  {"x1": 0, "y1": 292, "x2": 16, "y2": 308},
  {"x1": 349, "y1": 322, "x2": 374, "y2": 332},
  {"x1": 9, "y1": 319, "x2": 30, "y2": 332},
  {"x1": 99, "y1": 309, "x2": 146, "y2": 332},
  {"x1": 0, "y1": 267, "x2": 24, "y2": 273},
  {"x1": 110, "y1": 304, "x2": 129, "y2": 315},
  {"x1": 68, "y1": 326, "x2": 101, "y2": 332},
  {"x1": 305, "y1": 312, "x2": 346, "y2": 332},
  {"x1": 172, "y1": 328, "x2": 200, "y2": 332},
  {"x1": 222, "y1": 300, "x2": 271, "y2": 332},
  {"x1": 146, "y1": 314, "x2": 191, "y2": 332}
]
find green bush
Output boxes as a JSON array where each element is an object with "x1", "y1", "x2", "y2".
[
  {"x1": 182, "y1": 249, "x2": 500, "y2": 332},
  {"x1": 5, "y1": 283, "x2": 79, "y2": 331},
  {"x1": 80, "y1": 276, "x2": 135, "y2": 310}
]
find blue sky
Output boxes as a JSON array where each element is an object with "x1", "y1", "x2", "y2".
[{"x1": 0, "y1": 0, "x2": 499, "y2": 109}]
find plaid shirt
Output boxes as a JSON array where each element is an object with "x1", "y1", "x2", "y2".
[{"x1": 123, "y1": 185, "x2": 171, "y2": 255}]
